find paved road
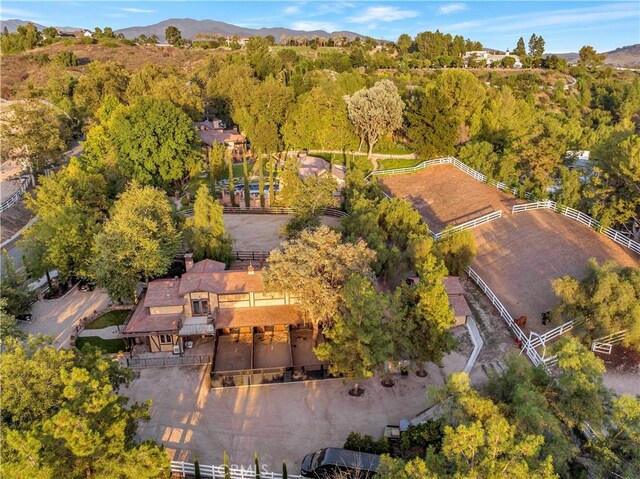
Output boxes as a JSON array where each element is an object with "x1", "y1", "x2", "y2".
[{"x1": 18, "y1": 287, "x2": 111, "y2": 349}]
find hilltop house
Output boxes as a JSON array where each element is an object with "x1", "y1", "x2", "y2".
[
  {"x1": 464, "y1": 50, "x2": 522, "y2": 68},
  {"x1": 120, "y1": 256, "x2": 327, "y2": 386},
  {"x1": 195, "y1": 118, "x2": 247, "y2": 162}
]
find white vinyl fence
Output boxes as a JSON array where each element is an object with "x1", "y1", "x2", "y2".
[
  {"x1": 434, "y1": 210, "x2": 502, "y2": 240},
  {"x1": 171, "y1": 461, "x2": 301, "y2": 479},
  {"x1": 512, "y1": 201, "x2": 640, "y2": 255},
  {"x1": 591, "y1": 330, "x2": 628, "y2": 355},
  {"x1": 0, "y1": 176, "x2": 31, "y2": 212}
]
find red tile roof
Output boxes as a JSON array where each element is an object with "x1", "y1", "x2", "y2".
[
  {"x1": 122, "y1": 303, "x2": 181, "y2": 335},
  {"x1": 215, "y1": 305, "x2": 302, "y2": 329},
  {"x1": 189, "y1": 259, "x2": 227, "y2": 273},
  {"x1": 179, "y1": 270, "x2": 265, "y2": 295},
  {"x1": 143, "y1": 279, "x2": 184, "y2": 308}
]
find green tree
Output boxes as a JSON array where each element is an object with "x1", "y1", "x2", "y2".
[
  {"x1": 73, "y1": 61, "x2": 130, "y2": 116},
  {"x1": 528, "y1": 33, "x2": 545, "y2": 57},
  {"x1": 91, "y1": 182, "x2": 182, "y2": 301},
  {"x1": 406, "y1": 88, "x2": 458, "y2": 159},
  {"x1": 0, "y1": 249, "x2": 36, "y2": 318},
  {"x1": 550, "y1": 337, "x2": 608, "y2": 429},
  {"x1": 396, "y1": 33, "x2": 413, "y2": 56},
  {"x1": 21, "y1": 159, "x2": 108, "y2": 282},
  {"x1": 436, "y1": 230, "x2": 477, "y2": 275},
  {"x1": 554, "y1": 166, "x2": 582, "y2": 208},
  {"x1": 184, "y1": 184, "x2": 234, "y2": 263},
  {"x1": 264, "y1": 226, "x2": 375, "y2": 343},
  {"x1": 0, "y1": 337, "x2": 169, "y2": 478},
  {"x1": 107, "y1": 97, "x2": 203, "y2": 186},
  {"x1": 514, "y1": 37, "x2": 526, "y2": 56},
  {"x1": 208, "y1": 142, "x2": 227, "y2": 190},
  {"x1": 552, "y1": 259, "x2": 640, "y2": 350},
  {"x1": 0, "y1": 298, "x2": 25, "y2": 343},
  {"x1": 347, "y1": 80, "x2": 404, "y2": 169},
  {"x1": 280, "y1": 173, "x2": 338, "y2": 238},
  {"x1": 579, "y1": 45, "x2": 606, "y2": 69},
  {"x1": 126, "y1": 63, "x2": 204, "y2": 120},
  {"x1": 0, "y1": 100, "x2": 68, "y2": 182},
  {"x1": 165, "y1": 25, "x2": 182, "y2": 46},
  {"x1": 315, "y1": 274, "x2": 393, "y2": 394}
]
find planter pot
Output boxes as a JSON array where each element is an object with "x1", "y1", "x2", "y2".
[
  {"x1": 381, "y1": 378, "x2": 395, "y2": 388},
  {"x1": 401, "y1": 369, "x2": 409, "y2": 376},
  {"x1": 348, "y1": 387, "x2": 365, "y2": 397},
  {"x1": 416, "y1": 369, "x2": 428, "y2": 378}
]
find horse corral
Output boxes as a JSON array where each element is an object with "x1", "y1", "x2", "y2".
[
  {"x1": 380, "y1": 162, "x2": 640, "y2": 388},
  {"x1": 379, "y1": 164, "x2": 522, "y2": 232}
]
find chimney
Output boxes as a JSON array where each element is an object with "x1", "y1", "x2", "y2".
[
  {"x1": 184, "y1": 253, "x2": 194, "y2": 272},
  {"x1": 247, "y1": 263, "x2": 255, "y2": 275}
]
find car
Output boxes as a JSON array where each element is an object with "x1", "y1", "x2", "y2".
[
  {"x1": 301, "y1": 447, "x2": 380, "y2": 479},
  {"x1": 77, "y1": 279, "x2": 95, "y2": 292}
]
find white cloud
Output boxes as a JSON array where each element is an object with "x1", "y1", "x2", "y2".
[
  {"x1": 0, "y1": 7, "x2": 39, "y2": 18},
  {"x1": 284, "y1": 5, "x2": 300, "y2": 14},
  {"x1": 442, "y1": 2, "x2": 637, "y2": 34},
  {"x1": 292, "y1": 20, "x2": 339, "y2": 32},
  {"x1": 120, "y1": 8, "x2": 155, "y2": 14},
  {"x1": 347, "y1": 6, "x2": 418, "y2": 24},
  {"x1": 439, "y1": 3, "x2": 467, "y2": 15}
]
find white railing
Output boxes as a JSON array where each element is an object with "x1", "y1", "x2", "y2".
[
  {"x1": 512, "y1": 201, "x2": 640, "y2": 255},
  {"x1": 591, "y1": 330, "x2": 627, "y2": 355},
  {"x1": 526, "y1": 320, "x2": 574, "y2": 349},
  {"x1": 365, "y1": 156, "x2": 452, "y2": 179},
  {"x1": 449, "y1": 157, "x2": 486, "y2": 183},
  {"x1": 170, "y1": 461, "x2": 301, "y2": 479},
  {"x1": 434, "y1": 210, "x2": 502, "y2": 239},
  {"x1": 464, "y1": 266, "x2": 528, "y2": 345},
  {"x1": 0, "y1": 176, "x2": 31, "y2": 212}
]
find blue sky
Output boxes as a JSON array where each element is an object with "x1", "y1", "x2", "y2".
[{"x1": 1, "y1": 1, "x2": 638, "y2": 52}]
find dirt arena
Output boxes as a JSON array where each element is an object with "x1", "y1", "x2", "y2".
[
  {"x1": 470, "y1": 209, "x2": 640, "y2": 336},
  {"x1": 379, "y1": 164, "x2": 523, "y2": 232},
  {"x1": 223, "y1": 214, "x2": 340, "y2": 252}
]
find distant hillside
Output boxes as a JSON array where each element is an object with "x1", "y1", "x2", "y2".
[
  {"x1": 114, "y1": 18, "x2": 365, "y2": 43},
  {"x1": 1, "y1": 18, "x2": 83, "y2": 33},
  {"x1": 551, "y1": 44, "x2": 639, "y2": 68},
  {"x1": 604, "y1": 44, "x2": 640, "y2": 68},
  {"x1": 1, "y1": 19, "x2": 47, "y2": 32}
]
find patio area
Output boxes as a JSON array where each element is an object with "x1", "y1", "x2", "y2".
[
  {"x1": 291, "y1": 328, "x2": 327, "y2": 367},
  {"x1": 253, "y1": 331, "x2": 292, "y2": 369},
  {"x1": 213, "y1": 333, "x2": 253, "y2": 372},
  {"x1": 125, "y1": 337, "x2": 215, "y2": 368}
]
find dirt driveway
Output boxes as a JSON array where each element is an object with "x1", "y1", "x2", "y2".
[
  {"x1": 123, "y1": 344, "x2": 475, "y2": 471},
  {"x1": 19, "y1": 287, "x2": 111, "y2": 348},
  {"x1": 223, "y1": 214, "x2": 340, "y2": 251}
]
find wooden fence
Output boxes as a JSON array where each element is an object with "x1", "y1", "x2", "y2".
[
  {"x1": 0, "y1": 176, "x2": 31, "y2": 212},
  {"x1": 180, "y1": 206, "x2": 348, "y2": 219},
  {"x1": 126, "y1": 354, "x2": 212, "y2": 368},
  {"x1": 171, "y1": 461, "x2": 301, "y2": 478},
  {"x1": 512, "y1": 201, "x2": 640, "y2": 255}
]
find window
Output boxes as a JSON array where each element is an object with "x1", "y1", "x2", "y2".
[
  {"x1": 218, "y1": 293, "x2": 250, "y2": 303},
  {"x1": 192, "y1": 299, "x2": 210, "y2": 315},
  {"x1": 159, "y1": 334, "x2": 172, "y2": 345}
]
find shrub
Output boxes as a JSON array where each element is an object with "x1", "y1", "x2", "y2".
[
  {"x1": 180, "y1": 196, "x2": 190, "y2": 207},
  {"x1": 399, "y1": 421, "x2": 444, "y2": 453},
  {"x1": 31, "y1": 53, "x2": 50, "y2": 66},
  {"x1": 436, "y1": 230, "x2": 477, "y2": 275},
  {"x1": 344, "y1": 432, "x2": 390, "y2": 455},
  {"x1": 53, "y1": 51, "x2": 78, "y2": 67}
]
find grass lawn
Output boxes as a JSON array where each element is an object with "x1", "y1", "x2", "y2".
[
  {"x1": 75, "y1": 337, "x2": 128, "y2": 354},
  {"x1": 378, "y1": 158, "x2": 424, "y2": 170},
  {"x1": 85, "y1": 309, "x2": 130, "y2": 330}
]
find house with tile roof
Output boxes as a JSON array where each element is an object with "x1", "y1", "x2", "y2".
[{"x1": 121, "y1": 255, "x2": 327, "y2": 384}]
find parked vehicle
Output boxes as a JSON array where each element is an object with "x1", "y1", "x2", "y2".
[
  {"x1": 77, "y1": 278, "x2": 95, "y2": 292},
  {"x1": 301, "y1": 447, "x2": 380, "y2": 478}
]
